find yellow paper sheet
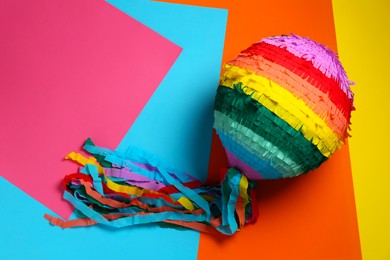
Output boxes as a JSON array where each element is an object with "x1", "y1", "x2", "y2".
[{"x1": 333, "y1": 0, "x2": 390, "y2": 258}]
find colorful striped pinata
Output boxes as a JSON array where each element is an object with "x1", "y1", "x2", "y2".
[{"x1": 214, "y1": 34, "x2": 354, "y2": 180}]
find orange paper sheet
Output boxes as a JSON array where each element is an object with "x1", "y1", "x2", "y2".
[{"x1": 162, "y1": 0, "x2": 361, "y2": 258}]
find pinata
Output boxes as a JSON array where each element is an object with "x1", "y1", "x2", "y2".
[{"x1": 45, "y1": 34, "x2": 354, "y2": 235}]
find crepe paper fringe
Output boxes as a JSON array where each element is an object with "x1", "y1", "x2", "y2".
[
  {"x1": 262, "y1": 34, "x2": 353, "y2": 101},
  {"x1": 217, "y1": 129, "x2": 283, "y2": 179},
  {"x1": 233, "y1": 42, "x2": 353, "y2": 117},
  {"x1": 240, "y1": 41, "x2": 353, "y2": 126},
  {"x1": 45, "y1": 139, "x2": 258, "y2": 236},
  {"x1": 214, "y1": 111, "x2": 303, "y2": 177},
  {"x1": 220, "y1": 65, "x2": 343, "y2": 157},
  {"x1": 228, "y1": 52, "x2": 350, "y2": 140},
  {"x1": 214, "y1": 85, "x2": 327, "y2": 177}
]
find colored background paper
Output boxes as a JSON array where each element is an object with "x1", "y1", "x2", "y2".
[
  {"x1": 0, "y1": 176, "x2": 198, "y2": 260},
  {"x1": 160, "y1": 0, "x2": 362, "y2": 259},
  {"x1": 0, "y1": 0, "x2": 181, "y2": 218},
  {"x1": 0, "y1": 0, "x2": 227, "y2": 259},
  {"x1": 0, "y1": 0, "x2": 389, "y2": 259},
  {"x1": 333, "y1": 1, "x2": 390, "y2": 259},
  {"x1": 106, "y1": 0, "x2": 228, "y2": 183}
]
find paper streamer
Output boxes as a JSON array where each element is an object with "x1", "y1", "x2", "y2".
[{"x1": 45, "y1": 139, "x2": 258, "y2": 235}]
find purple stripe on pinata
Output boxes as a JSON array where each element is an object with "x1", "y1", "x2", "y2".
[{"x1": 262, "y1": 34, "x2": 353, "y2": 102}]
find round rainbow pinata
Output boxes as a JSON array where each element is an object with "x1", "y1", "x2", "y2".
[{"x1": 213, "y1": 34, "x2": 354, "y2": 180}]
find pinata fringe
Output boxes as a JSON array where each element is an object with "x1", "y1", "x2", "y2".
[
  {"x1": 214, "y1": 84, "x2": 327, "y2": 178},
  {"x1": 45, "y1": 139, "x2": 258, "y2": 236}
]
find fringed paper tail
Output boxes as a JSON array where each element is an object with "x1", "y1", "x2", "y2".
[{"x1": 45, "y1": 138, "x2": 258, "y2": 236}]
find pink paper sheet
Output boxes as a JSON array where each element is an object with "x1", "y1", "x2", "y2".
[{"x1": 0, "y1": 0, "x2": 181, "y2": 218}]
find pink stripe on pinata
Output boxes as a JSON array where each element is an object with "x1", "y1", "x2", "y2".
[{"x1": 225, "y1": 149, "x2": 263, "y2": 180}]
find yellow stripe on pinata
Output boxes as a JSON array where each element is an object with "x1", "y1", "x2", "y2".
[{"x1": 220, "y1": 65, "x2": 343, "y2": 157}]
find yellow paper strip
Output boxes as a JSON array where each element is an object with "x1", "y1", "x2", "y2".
[
  {"x1": 65, "y1": 152, "x2": 104, "y2": 173},
  {"x1": 66, "y1": 152, "x2": 149, "y2": 197},
  {"x1": 65, "y1": 151, "x2": 197, "y2": 209},
  {"x1": 178, "y1": 196, "x2": 196, "y2": 211},
  {"x1": 239, "y1": 175, "x2": 249, "y2": 207}
]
